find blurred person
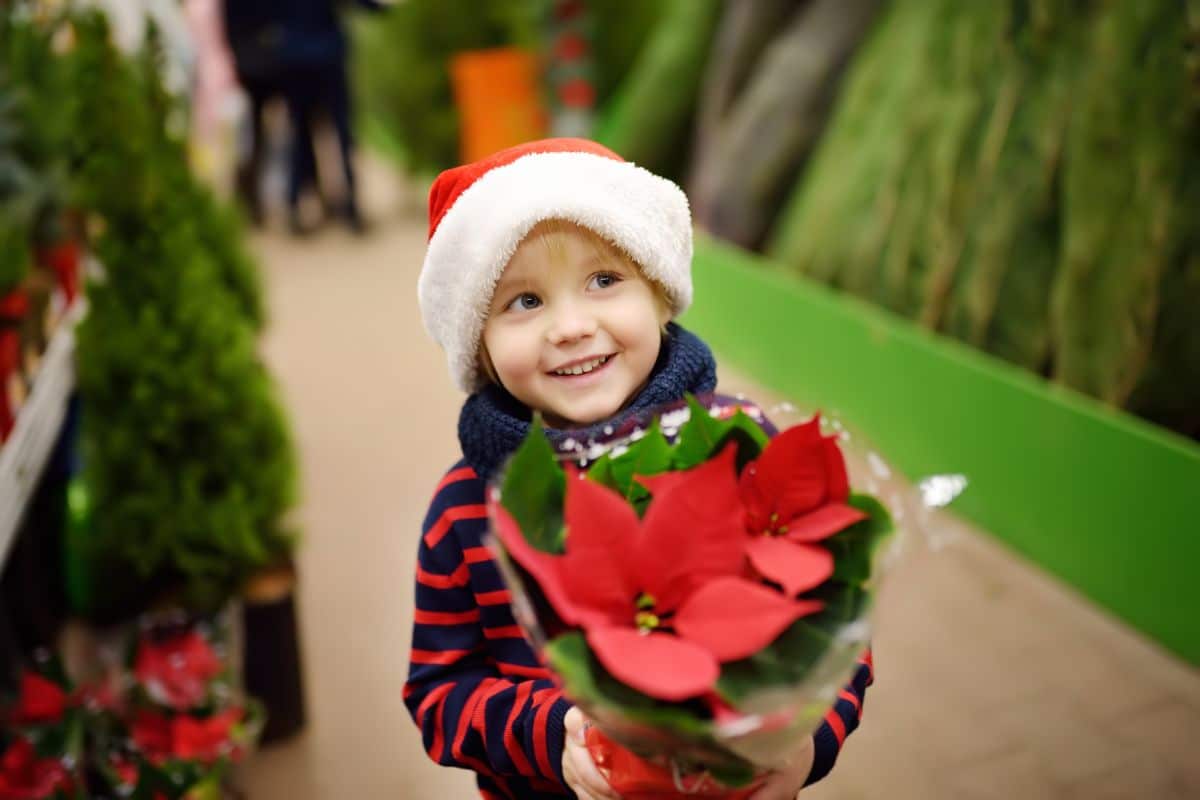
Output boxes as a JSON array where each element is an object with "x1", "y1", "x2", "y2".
[
  {"x1": 404, "y1": 138, "x2": 873, "y2": 799},
  {"x1": 267, "y1": 0, "x2": 385, "y2": 235}
]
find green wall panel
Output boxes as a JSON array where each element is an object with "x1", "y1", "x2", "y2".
[{"x1": 683, "y1": 235, "x2": 1200, "y2": 664}]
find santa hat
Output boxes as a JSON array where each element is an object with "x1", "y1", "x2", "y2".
[{"x1": 418, "y1": 138, "x2": 693, "y2": 393}]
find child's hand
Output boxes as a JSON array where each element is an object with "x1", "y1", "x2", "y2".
[
  {"x1": 748, "y1": 735, "x2": 815, "y2": 800},
  {"x1": 562, "y1": 707, "x2": 621, "y2": 800}
]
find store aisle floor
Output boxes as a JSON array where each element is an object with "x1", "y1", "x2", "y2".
[{"x1": 241, "y1": 161, "x2": 1200, "y2": 799}]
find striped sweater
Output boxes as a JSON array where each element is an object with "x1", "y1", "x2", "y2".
[{"x1": 405, "y1": 460, "x2": 874, "y2": 798}]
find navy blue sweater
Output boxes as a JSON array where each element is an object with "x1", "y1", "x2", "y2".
[{"x1": 404, "y1": 326, "x2": 872, "y2": 798}]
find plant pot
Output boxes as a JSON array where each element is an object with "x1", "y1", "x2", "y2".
[
  {"x1": 449, "y1": 47, "x2": 547, "y2": 163},
  {"x1": 240, "y1": 565, "x2": 306, "y2": 745}
]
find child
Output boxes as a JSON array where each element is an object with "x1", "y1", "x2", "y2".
[{"x1": 405, "y1": 139, "x2": 873, "y2": 800}]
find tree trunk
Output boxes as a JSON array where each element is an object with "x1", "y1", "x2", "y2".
[
  {"x1": 687, "y1": 0, "x2": 801, "y2": 215},
  {"x1": 690, "y1": 0, "x2": 879, "y2": 250}
]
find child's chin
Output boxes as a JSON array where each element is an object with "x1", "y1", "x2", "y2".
[{"x1": 554, "y1": 398, "x2": 624, "y2": 428}]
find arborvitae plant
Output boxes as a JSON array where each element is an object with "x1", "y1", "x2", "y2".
[
  {"x1": 765, "y1": 0, "x2": 1198, "y2": 438},
  {"x1": 65, "y1": 13, "x2": 296, "y2": 618}
]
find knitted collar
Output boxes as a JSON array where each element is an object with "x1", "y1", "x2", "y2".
[{"x1": 458, "y1": 323, "x2": 718, "y2": 482}]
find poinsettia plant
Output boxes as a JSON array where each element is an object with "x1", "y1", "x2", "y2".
[
  {"x1": 488, "y1": 394, "x2": 896, "y2": 794},
  {"x1": 2, "y1": 616, "x2": 262, "y2": 799}
]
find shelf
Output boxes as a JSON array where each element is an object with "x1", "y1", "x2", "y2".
[{"x1": 0, "y1": 300, "x2": 86, "y2": 567}]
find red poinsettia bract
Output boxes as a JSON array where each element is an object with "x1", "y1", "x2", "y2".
[
  {"x1": 7, "y1": 672, "x2": 67, "y2": 726},
  {"x1": 0, "y1": 738, "x2": 72, "y2": 799},
  {"x1": 131, "y1": 708, "x2": 244, "y2": 765},
  {"x1": 134, "y1": 631, "x2": 223, "y2": 711},
  {"x1": 495, "y1": 446, "x2": 819, "y2": 701},
  {"x1": 738, "y1": 416, "x2": 867, "y2": 596}
]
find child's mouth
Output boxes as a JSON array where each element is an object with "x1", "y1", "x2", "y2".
[{"x1": 548, "y1": 353, "x2": 615, "y2": 379}]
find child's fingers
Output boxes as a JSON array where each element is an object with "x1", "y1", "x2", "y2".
[{"x1": 566, "y1": 744, "x2": 620, "y2": 799}]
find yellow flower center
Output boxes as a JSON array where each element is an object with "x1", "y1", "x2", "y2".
[
  {"x1": 635, "y1": 592, "x2": 659, "y2": 633},
  {"x1": 762, "y1": 512, "x2": 788, "y2": 537}
]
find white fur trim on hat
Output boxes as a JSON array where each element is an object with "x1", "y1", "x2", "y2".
[{"x1": 418, "y1": 151, "x2": 693, "y2": 393}]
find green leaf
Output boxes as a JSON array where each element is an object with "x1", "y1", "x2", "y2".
[
  {"x1": 827, "y1": 493, "x2": 894, "y2": 584},
  {"x1": 706, "y1": 760, "x2": 759, "y2": 789},
  {"x1": 499, "y1": 415, "x2": 567, "y2": 553},
  {"x1": 604, "y1": 419, "x2": 674, "y2": 514},
  {"x1": 672, "y1": 395, "x2": 768, "y2": 471}
]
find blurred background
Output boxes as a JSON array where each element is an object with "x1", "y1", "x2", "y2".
[{"x1": 1, "y1": 0, "x2": 1197, "y2": 797}]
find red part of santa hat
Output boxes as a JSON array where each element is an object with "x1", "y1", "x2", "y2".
[{"x1": 418, "y1": 138, "x2": 693, "y2": 393}]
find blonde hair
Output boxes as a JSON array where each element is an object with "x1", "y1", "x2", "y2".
[{"x1": 478, "y1": 218, "x2": 671, "y2": 386}]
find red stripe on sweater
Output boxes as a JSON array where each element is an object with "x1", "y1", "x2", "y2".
[
  {"x1": 436, "y1": 466, "x2": 478, "y2": 494},
  {"x1": 417, "y1": 683, "x2": 454, "y2": 759},
  {"x1": 452, "y1": 686, "x2": 497, "y2": 779},
  {"x1": 838, "y1": 688, "x2": 862, "y2": 720},
  {"x1": 502, "y1": 682, "x2": 536, "y2": 776},
  {"x1": 414, "y1": 608, "x2": 481, "y2": 625},
  {"x1": 424, "y1": 504, "x2": 488, "y2": 549},
  {"x1": 464, "y1": 546, "x2": 494, "y2": 564},
  {"x1": 824, "y1": 707, "x2": 847, "y2": 746},
  {"x1": 415, "y1": 683, "x2": 454, "y2": 727},
  {"x1": 416, "y1": 562, "x2": 470, "y2": 589},
  {"x1": 476, "y1": 589, "x2": 513, "y2": 606},
  {"x1": 484, "y1": 625, "x2": 526, "y2": 640},
  {"x1": 532, "y1": 697, "x2": 555, "y2": 779},
  {"x1": 498, "y1": 662, "x2": 553, "y2": 680},
  {"x1": 470, "y1": 678, "x2": 510, "y2": 738},
  {"x1": 411, "y1": 648, "x2": 473, "y2": 665}
]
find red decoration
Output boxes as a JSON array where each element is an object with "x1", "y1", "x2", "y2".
[
  {"x1": 171, "y1": 709, "x2": 243, "y2": 763},
  {"x1": 8, "y1": 672, "x2": 68, "y2": 725},
  {"x1": 558, "y1": 78, "x2": 596, "y2": 109},
  {"x1": 36, "y1": 242, "x2": 81, "y2": 303},
  {"x1": 0, "y1": 291, "x2": 28, "y2": 320},
  {"x1": 131, "y1": 708, "x2": 244, "y2": 765},
  {"x1": 134, "y1": 631, "x2": 223, "y2": 710},
  {"x1": 554, "y1": 32, "x2": 588, "y2": 61},
  {"x1": 0, "y1": 738, "x2": 72, "y2": 800}
]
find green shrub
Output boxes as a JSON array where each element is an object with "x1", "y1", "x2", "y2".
[{"x1": 63, "y1": 13, "x2": 296, "y2": 616}]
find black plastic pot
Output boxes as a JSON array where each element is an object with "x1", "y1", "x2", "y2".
[{"x1": 241, "y1": 567, "x2": 307, "y2": 745}]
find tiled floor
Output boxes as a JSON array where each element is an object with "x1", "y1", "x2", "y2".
[{"x1": 240, "y1": 162, "x2": 1200, "y2": 799}]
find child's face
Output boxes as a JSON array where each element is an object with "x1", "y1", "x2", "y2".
[{"x1": 482, "y1": 224, "x2": 670, "y2": 428}]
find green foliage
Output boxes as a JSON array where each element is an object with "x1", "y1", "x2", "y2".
[
  {"x1": 671, "y1": 394, "x2": 769, "y2": 471},
  {"x1": 1050, "y1": 0, "x2": 1194, "y2": 405},
  {"x1": 585, "y1": 419, "x2": 671, "y2": 513},
  {"x1": 766, "y1": 0, "x2": 1199, "y2": 437},
  {"x1": 593, "y1": 0, "x2": 723, "y2": 181},
  {"x1": 352, "y1": 0, "x2": 541, "y2": 174},
  {"x1": 61, "y1": 12, "x2": 295, "y2": 616},
  {"x1": 499, "y1": 413, "x2": 566, "y2": 553},
  {"x1": 588, "y1": 0, "x2": 670, "y2": 107},
  {"x1": 502, "y1": 396, "x2": 770, "y2": 534},
  {"x1": 0, "y1": 8, "x2": 73, "y2": 291}
]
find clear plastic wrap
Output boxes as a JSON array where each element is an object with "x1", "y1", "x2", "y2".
[{"x1": 487, "y1": 393, "x2": 963, "y2": 796}]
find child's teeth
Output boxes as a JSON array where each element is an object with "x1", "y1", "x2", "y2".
[{"x1": 557, "y1": 356, "x2": 607, "y2": 376}]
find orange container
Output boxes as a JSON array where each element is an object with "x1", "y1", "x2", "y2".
[{"x1": 450, "y1": 47, "x2": 548, "y2": 163}]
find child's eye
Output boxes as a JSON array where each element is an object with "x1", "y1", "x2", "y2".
[
  {"x1": 589, "y1": 272, "x2": 622, "y2": 290},
  {"x1": 506, "y1": 292, "x2": 541, "y2": 312}
]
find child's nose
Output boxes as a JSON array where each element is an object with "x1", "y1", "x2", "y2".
[{"x1": 546, "y1": 302, "x2": 598, "y2": 344}]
